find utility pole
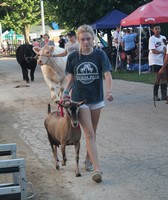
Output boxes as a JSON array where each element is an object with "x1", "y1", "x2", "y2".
[{"x1": 40, "y1": 0, "x2": 45, "y2": 35}]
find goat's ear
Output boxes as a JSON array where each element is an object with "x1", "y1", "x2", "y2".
[
  {"x1": 77, "y1": 100, "x2": 87, "y2": 106},
  {"x1": 56, "y1": 100, "x2": 71, "y2": 108}
]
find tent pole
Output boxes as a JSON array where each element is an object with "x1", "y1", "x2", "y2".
[
  {"x1": 148, "y1": 26, "x2": 151, "y2": 37},
  {"x1": 139, "y1": 24, "x2": 142, "y2": 75},
  {"x1": 95, "y1": 29, "x2": 98, "y2": 48}
]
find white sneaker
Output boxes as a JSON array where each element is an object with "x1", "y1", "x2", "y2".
[
  {"x1": 84, "y1": 160, "x2": 94, "y2": 171},
  {"x1": 127, "y1": 64, "x2": 131, "y2": 71}
]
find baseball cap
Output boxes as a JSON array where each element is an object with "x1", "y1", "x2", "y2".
[{"x1": 67, "y1": 30, "x2": 76, "y2": 37}]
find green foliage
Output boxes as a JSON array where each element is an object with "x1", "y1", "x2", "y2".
[
  {"x1": 0, "y1": 0, "x2": 58, "y2": 42},
  {"x1": 0, "y1": 0, "x2": 41, "y2": 34},
  {"x1": 48, "y1": 0, "x2": 152, "y2": 29},
  {"x1": 0, "y1": 0, "x2": 153, "y2": 40}
]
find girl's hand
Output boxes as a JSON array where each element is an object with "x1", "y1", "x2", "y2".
[
  {"x1": 106, "y1": 92, "x2": 113, "y2": 102},
  {"x1": 62, "y1": 94, "x2": 70, "y2": 100},
  {"x1": 62, "y1": 90, "x2": 70, "y2": 100}
]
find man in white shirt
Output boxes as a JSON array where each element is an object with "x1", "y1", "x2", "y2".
[
  {"x1": 148, "y1": 24, "x2": 166, "y2": 101},
  {"x1": 113, "y1": 26, "x2": 122, "y2": 49}
]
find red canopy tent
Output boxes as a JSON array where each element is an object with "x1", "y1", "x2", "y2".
[
  {"x1": 121, "y1": 0, "x2": 168, "y2": 26},
  {"x1": 119, "y1": 0, "x2": 168, "y2": 74}
]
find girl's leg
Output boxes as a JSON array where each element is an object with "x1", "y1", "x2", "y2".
[
  {"x1": 85, "y1": 109, "x2": 101, "y2": 161},
  {"x1": 79, "y1": 108, "x2": 101, "y2": 172}
]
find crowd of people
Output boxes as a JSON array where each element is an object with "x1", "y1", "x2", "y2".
[{"x1": 112, "y1": 24, "x2": 168, "y2": 101}]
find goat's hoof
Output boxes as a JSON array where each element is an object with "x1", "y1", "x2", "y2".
[
  {"x1": 62, "y1": 161, "x2": 66, "y2": 166},
  {"x1": 76, "y1": 173, "x2": 81, "y2": 177},
  {"x1": 56, "y1": 165, "x2": 60, "y2": 170}
]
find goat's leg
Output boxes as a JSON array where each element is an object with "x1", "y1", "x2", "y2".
[
  {"x1": 61, "y1": 144, "x2": 67, "y2": 166},
  {"x1": 47, "y1": 133, "x2": 60, "y2": 169},
  {"x1": 75, "y1": 142, "x2": 81, "y2": 177},
  {"x1": 53, "y1": 146, "x2": 59, "y2": 170}
]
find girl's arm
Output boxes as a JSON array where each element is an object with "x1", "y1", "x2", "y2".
[
  {"x1": 62, "y1": 73, "x2": 74, "y2": 99},
  {"x1": 104, "y1": 71, "x2": 113, "y2": 102}
]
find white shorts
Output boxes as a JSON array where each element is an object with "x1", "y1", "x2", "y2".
[{"x1": 80, "y1": 101, "x2": 105, "y2": 110}]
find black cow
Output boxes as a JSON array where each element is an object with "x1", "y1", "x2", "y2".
[{"x1": 16, "y1": 44, "x2": 37, "y2": 83}]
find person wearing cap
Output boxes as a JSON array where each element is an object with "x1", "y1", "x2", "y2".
[
  {"x1": 121, "y1": 28, "x2": 137, "y2": 70},
  {"x1": 52, "y1": 30, "x2": 79, "y2": 57},
  {"x1": 40, "y1": 33, "x2": 55, "y2": 48}
]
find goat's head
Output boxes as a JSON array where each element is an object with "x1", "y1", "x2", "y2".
[
  {"x1": 58, "y1": 100, "x2": 86, "y2": 128},
  {"x1": 33, "y1": 45, "x2": 55, "y2": 65}
]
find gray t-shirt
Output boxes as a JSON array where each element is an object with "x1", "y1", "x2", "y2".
[{"x1": 66, "y1": 48, "x2": 112, "y2": 104}]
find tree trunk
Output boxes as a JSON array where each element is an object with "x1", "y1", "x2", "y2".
[{"x1": 23, "y1": 25, "x2": 30, "y2": 44}]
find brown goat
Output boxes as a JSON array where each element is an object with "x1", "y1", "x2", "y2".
[{"x1": 44, "y1": 100, "x2": 86, "y2": 177}]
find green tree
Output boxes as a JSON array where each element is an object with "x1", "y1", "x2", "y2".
[
  {"x1": 48, "y1": 0, "x2": 152, "y2": 29},
  {"x1": 0, "y1": 0, "x2": 41, "y2": 43},
  {"x1": 0, "y1": 0, "x2": 57, "y2": 43}
]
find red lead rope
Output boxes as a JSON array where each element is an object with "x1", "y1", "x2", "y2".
[{"x1": 57, "y1": 100, "x2": 64, "y2": 117}]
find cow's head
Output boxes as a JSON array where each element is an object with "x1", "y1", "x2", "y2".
[
  {"x1": 33, "y1": 45, "x2": 55, "y2": 65},
  {"x1": 24, "y1": 45, "x2": 37, "y2": 65}
]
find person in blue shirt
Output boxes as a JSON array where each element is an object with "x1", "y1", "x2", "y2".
[
  {"x1": 122, "y1": 28, "x2": 137, "y2": 70},
  {"x1": 62, "y1": 24, "x2": 113, "y2": 183}
]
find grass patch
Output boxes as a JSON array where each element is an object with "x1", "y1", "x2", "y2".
[{"x1": 112, "y1": 70, "x2": 155, "y2": 84}]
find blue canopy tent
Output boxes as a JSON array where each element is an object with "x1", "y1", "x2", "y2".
[
  {"x1": 90, "y1": 9, "x2": 127, "y2": 53},
  {"x1": 90, "y1": 9, "x2": 127, "y2": 30},
  {"x1": 90, "y1": 9, "x2": 127, "y2": 67}
]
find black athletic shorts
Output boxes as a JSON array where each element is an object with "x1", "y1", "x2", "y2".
[
  {"x1": 125, "y1": 46, "x2": 136, "y2": 56},
  {"x1": 150, "y1": 65, "x2": 162, "y2": 73}
]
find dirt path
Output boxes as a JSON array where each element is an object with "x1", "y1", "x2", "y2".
[{"x1": 0, "y1": 57, "x2": 168, "y2": 200}]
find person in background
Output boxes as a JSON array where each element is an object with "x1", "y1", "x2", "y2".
[
  {"x1": 121, "y1": 28, "x2": 137, "y2": 70},
  {"x1": 113, "y1": 25, "x2": 122, "y2": 49},
  {"x1": 40, "y1": 33, "x2": 55, "y2": 48},
  {"x1": 148, "y1": 24, "x2": 167, "y2": 101},
  {"x1": 39, "y1": 34, "x2": 44, "y2": 43},
  {"x1": 62, "y1": 25, "x2": 113, "y2": 183},
  {"x1": 58, "y1": 35, "x2": 66, "y2": 48},
  {"x1": 1, "y1": 40, "x2": 8, "y2": 56},
  {"x1": 52, "y1": 30, "x2": 79, "y2": 57},
  {"x1": 158, "y1": 39, "x2": 168, "y2": 99},
  {"x1": 32, "y1": 38, "x2": 40, "y2": 47},
  {"x1": 17, "y1": 40, "x2": 22, "y2": 47}
]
